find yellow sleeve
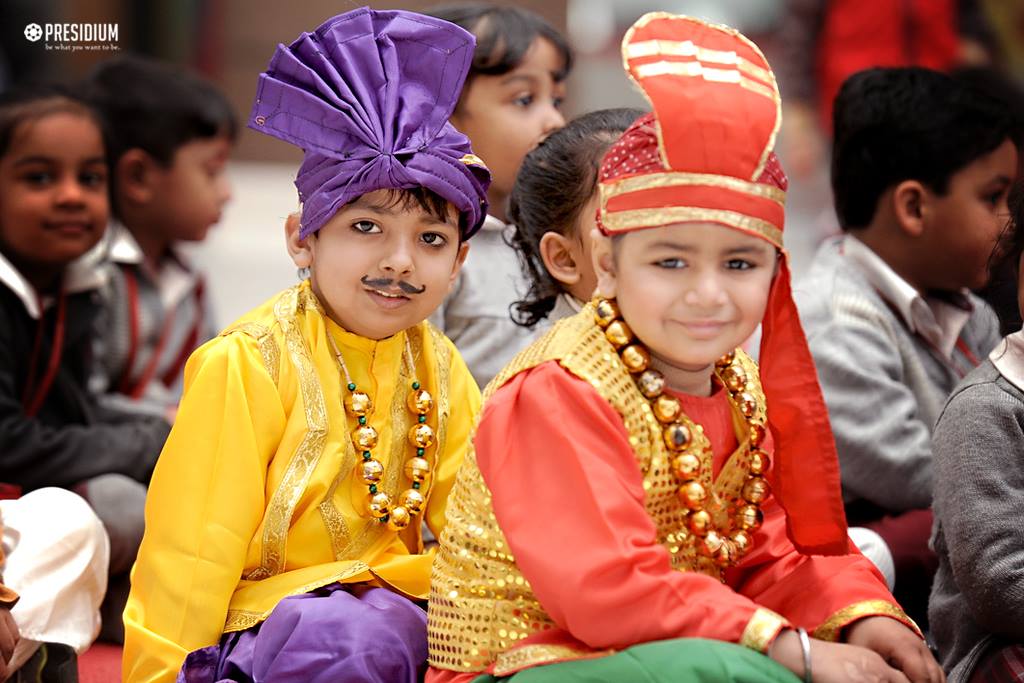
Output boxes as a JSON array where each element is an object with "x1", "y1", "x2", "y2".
[
  {"x1": 123, "y1": 330, "x2": 287, "y2": 683},
  {"x1": 425, "y1": 344, "x2": 481, "y2": 540}
]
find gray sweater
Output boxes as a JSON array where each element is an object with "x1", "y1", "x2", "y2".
[
  {"x1": 930, "y1": 360, "x2": 1024, "y2": 681},
  {"x1": 795, "y1": 238, "x2": 1000, "y2": 512}
]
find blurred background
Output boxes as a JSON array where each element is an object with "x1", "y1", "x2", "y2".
[{"x1": 2, "y1": 0, "x2": 1022, "y2": 325}]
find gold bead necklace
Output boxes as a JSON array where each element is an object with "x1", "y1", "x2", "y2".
[
  {"x1": 594, "y1": 297, "x2": 771, "y2": 568},
  {"x1": 326, "y1": 331, "x2": 434, "y2": 531}
]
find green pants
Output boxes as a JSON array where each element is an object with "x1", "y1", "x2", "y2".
[{"x1": 472, "y1": 638, "x2": 799, "y2": 683}]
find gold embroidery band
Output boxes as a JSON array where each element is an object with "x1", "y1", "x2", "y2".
[
  {"x1": 493, "y1": 644, "x2": 608, "y2": 677},
  {"x1": 245, "y1": 287, "x2": 329, "y2": 580},
  {"x1": 225, "y1": 561, "x2": 372, "y2": 632},
  {"x1": 740, "y1": 607, "x2": 789, "y2": 652},
  {"x1": 600, "y1": 171, "x2": 786, "y2": 209},
  {"x1": 602, "y1": 206, "x2": 783, "y2": 246},
  {"x1": 631, "y1": 60, "x2": 776, "y2": 102},
  {"x1": 625, "y1": 38, "x2": 772, "y2": 84},
  {"x1": 812, "y1": 600, "x2": 920, "y2": 642}
]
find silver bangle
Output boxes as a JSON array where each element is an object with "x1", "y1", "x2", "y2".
[{"x1": 797, "y1": 627, "x2": 812, "y2": 683}]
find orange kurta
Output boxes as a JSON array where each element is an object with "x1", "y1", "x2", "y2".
[{"x1": 428, "y1": 361, "x2": 912, "y2": 682}]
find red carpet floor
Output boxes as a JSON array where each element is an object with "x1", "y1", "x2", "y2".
[{"x1": 78, "y1": 643, "x2": 122, "y2": 682}]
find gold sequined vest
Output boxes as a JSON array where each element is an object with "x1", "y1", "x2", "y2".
[{"x1": 427, "y1": 304, "x2": 768, "y2": 674}]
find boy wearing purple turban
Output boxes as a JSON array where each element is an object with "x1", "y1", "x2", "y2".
[{"x1": 122, "y1": 8, "x2": 490, "y2": 682}]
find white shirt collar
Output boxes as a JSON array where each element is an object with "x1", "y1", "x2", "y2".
[
  {"x1": 105, "y1": 221, "x2": 199, "y2": 309},
  {"x1": 559, "y1": 292, "x2": 584, "y2": 314},
  {"x1": 107, "y1": 221, "x2": 145, "y2": 265},
  {"x1": 106, "y1": 221, "x2": 195, "y2": 271},
  {"x1": 842, "y1": 234, "x2": 972, "y2": 360},
  {"x1": 990, "y1": 329, "x2": 1024, "y2": 392},
  {"x1": 0, "y1": 243, "x2": 107, "y2": 319},
  {"x1": 480, "y1": 214, "x2": 508, "y2": 233}
]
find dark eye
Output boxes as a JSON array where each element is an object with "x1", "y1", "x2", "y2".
[
  {"x1": 513, "y1": 94, "x2": 534, "y2": 108},
  {"x1": 23, "y1": 171, "x2": 53, "y2": 186},
  {"x1": 726, "y1": 259, "x2": 754, "y2": 271},
  {"x1": 987, "y1": 190, "x2": 1006, "y2": 207},
  {"x1": 80, "y1": 170, "x2": 106, "y2": 188},
  {"x1": 352, "y1": 220, "x2": 381, "y2": 234},
  {"x1": 553, "y1": 96, "x2": 565, "y2": 109},
  {"x1": 656, "y1": 258, "x2": 686, "y2": 269},
  {"x1": 421, "y1": 232, "x2": 448, "y2": 247}
]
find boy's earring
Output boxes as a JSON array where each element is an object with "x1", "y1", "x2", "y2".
[{"x1": 297, "y1": 266, "x2": 312, "y2": 280}]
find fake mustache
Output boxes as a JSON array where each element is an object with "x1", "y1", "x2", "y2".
[{"x1": 361, "y1": 276, "x2": 426, "y2": 295}]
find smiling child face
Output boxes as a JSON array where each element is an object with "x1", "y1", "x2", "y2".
[{"x1": 290, "y1": 189, "x2": 468, "y2": 340}]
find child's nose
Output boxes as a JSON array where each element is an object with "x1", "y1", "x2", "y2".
[
  {"x1": 217, "y1": 176, "x2": 233, "y2": 206},
  {"x1": 542, "y1": 105, "x2": 565, "y2": 135},
  {"x1": 55, "y1": 177, "x2": 85, "y2": 206},
  {"x1": 380, "y1": 242, "x2": 414, "y2": 275},
  {"x1": 685, "y1": 273, "x2": 727, "y2": 307}
]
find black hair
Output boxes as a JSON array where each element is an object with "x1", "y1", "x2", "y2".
[
  {"x1": 84, "y1": 55, "x2": 238, "y2": 168},
  {"x1": 425, "y1": 3, "x2": 573, "y2": 96},
  {"x1": 831, "y1": 66, "x2": 1015, "y2": 230},
  {"x1": 953, "y1": 67, "x2": 1024, "y2": 335},
  {"x1": 0, "y1": 84, "x2": 103, "y2": 160},
  {"x1": 952, "y1": 66, "x2": 1024, "y2": 163},
  {"x1": 354, "y1": 187, "x2": 457, "y2": 230},
  {"x1": 997, "y1": 184, "x2": 1024, "y2": 270},
  {"x1": 507, "y1": 108, "x2": 644, "y2": 328},
  {"x1": 985, "y1": 182, "x2": 1024, "y2": 334}
]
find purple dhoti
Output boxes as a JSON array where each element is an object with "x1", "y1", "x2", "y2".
[{"x1": 178, "y1": 584, "x2": 427, "y2": 682}]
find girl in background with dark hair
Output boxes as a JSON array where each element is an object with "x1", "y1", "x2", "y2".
[
  {"x1": 508, "y1": 107, "x2": 643, "y2": 330},
  {"x1": 425, "y1": 3, "x2": 571, "y2": 388},
  {"x1": 930, "y1": 185, "x2": 1024, "y2": 683}
]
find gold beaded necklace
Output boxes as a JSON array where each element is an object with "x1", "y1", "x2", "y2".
[
  {"x1": 326, "y1": 330, "x2": 435, "y2": 531},
  {"x1": 593, "y1": 297, "x2": 771, "y2": 569}
]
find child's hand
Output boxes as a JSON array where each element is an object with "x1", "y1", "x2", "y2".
[
  {"x1": 771, "y1": 628, "x2": 916, "y2": 682},
  {"x1": 845, "y1": 617, "x2": 944, "y2": 683}
]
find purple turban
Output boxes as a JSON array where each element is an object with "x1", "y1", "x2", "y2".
[{"x1": 249, "y1": 7, "x2": 491, "y2": 239}]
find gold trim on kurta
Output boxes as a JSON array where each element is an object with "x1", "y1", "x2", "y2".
[
  {"x1": 223, "y1": 322, "x2": 280, "y2": 385},
  {"x1": 318, "y1": 465, "x2": 354, "y2": 561},
  {"x1": 739, "y1": 607, "x2": 789, "y2": 652},
  {"x1": 624, "y1": 39, "x2": 773, "y2": 83},
  {"x1": 493, "y1": 645, "x2": 612, "y2": 677},
  {"x1": 812, "y1": 600, "x2": 918, "y2": 642},
  {"x1": 426, "y1": 324, "x2": 453, "y2": 505},
  {"x1": 245, "y1": 287, "x2": 329, "y2": 580},
  {"x1": 225, "y1": 561, "x2": 372, "y2": 632},
  {"x1": 601, "y1": 206, "x2": 783, "y2": 246}
]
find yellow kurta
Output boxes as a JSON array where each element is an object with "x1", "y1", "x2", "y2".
[{"x1": 123, "y1": 281, "x2": 481, "y2": 682}]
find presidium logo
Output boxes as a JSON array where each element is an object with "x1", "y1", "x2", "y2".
[{"x1": 24, "y1": 22, "x2": 120, "y2": 52}]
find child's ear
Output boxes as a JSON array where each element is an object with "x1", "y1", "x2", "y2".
[
  {"x1": 891, "y1": 180, "x2": 927, "y2": 238},
  {"x1": 539, "y1": 232, "x2": 582, "y2": 287},
  {"x1": 116, "y1": 148, "x2": 159, "y2": 205},
  {"x1": 285, "y1": 212, "x2": 314, "y2": 268},
  {"x1": 590, "y1": 229, "x2": 618, "y2": 299},
  {"x1": 449, "y1": 241, "x2": 470, "y2": 286}
]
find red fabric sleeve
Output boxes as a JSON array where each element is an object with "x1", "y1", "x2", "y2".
[
  {"x1": 728, "y1": 494, "x2": 912, "y2": 639},
  {"x1": 475, "y1": 362, "x2": 771, "y2": 651}
]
